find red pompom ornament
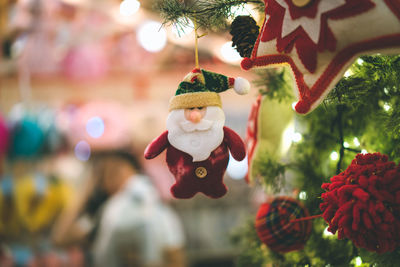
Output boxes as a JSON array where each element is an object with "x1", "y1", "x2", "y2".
[
  {"x1": 320, "y1": 153, "x2": 400, "y2": 253},
  {"x1": 255, "y1": 197, "x2": 312, "y2": 253}
]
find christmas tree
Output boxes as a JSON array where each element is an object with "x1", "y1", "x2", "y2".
[{"x1": 156, "y1": 0, "x2": 400, "y2": 266}]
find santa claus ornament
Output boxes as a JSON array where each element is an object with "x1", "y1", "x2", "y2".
[
  {"x1": 241, "y1": 0, "x2": 400, "y2": 114},
  {"x1": 320, "y1": 152, "x2": 400, "y2": 253},
  {"x1": 145, "y1": 68, "x2": 250, "y2": 199}
]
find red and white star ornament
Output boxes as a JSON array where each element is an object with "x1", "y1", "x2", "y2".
[{"x1": 242, "y1": 0, "x2": 400, "y2": 114}]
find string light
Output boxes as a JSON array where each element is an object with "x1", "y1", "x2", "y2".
[
  {"x1": 330, "y1": 151, "x2": 339, "y2": 161},
  {"x1": 361, "y1": 149, "x2": 368, "y2": 154},
  {"x1": 357, "y1": 58, "x2": 364, "y2": 65},
  {"x1": 353, "y1": 137, "x2": 360, "y2": 147},
  {"x1": 299, "y1": 191, "x2": 307, "y2": 200},
  {"x1": 323, "y1": 226, "x2": 334, "y2": 238},
  {"x1": 292, "y1": 132, "x2": 302, "y2": 143},
  {"x1": 119, "y1": 0, "x2": 140, "y2": 16},
  {"x1": 137, "y1": 20, "x2": 167, "y2": 52},
  {"x1": 353, "y1": 256, "x2": 363, "y2": 266},
  {"x1": 343, "y1": 141, "x2": 349, "y2": 148},
  {"x1": 344, "y1": 69, "x2": 353, "y2": 77},
  {"x1": 383, "y1": 102, "x2": 391, "y2": 112}
]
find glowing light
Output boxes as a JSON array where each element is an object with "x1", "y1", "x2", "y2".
[
  {"x1": 292, "y1": 132, "x2": 302, "y2": 143},
  {"x1": 227, "y1": 153, "x2": 248, "y2": 180},
  {"x1": 343, "y1": 141, "x2": 349, "y2": 148},
  {"x1": 86, "y1": 116, "x2": 105, "y2": 138},
  {"x1": 344, "y1": 70, "x2": 352, "y2": 77},
  {"x1": 353, "y1": 137, "x2": 360, "y2": 147},
  {"x1": 299, "y1": 191, "x2": 307, "y2": 200},
  {"x1": 172, "y1": 17, "x2": 194, "y2": 37},
  {"x1": 384, "y1": 87, "x2": 389, "y2": 94},
  {"x1": 330, "y1": 151, "x2": 339, "y2": 161},
  {"x1": 137, "y1": 21, "x2": 167, "y2": 53},
  {"x1": 292, "y1": 102, "x2": 297, "y2": 110},
  {"x1": 220, "y1": 41, "x2": 242, "y2": 64},
  {"x1": 357, "y1": 58, "x2": 364, "y2": 65},
  {"x1": 354, "y1": 256, "x2": 362, "y2": 266},
  {"x1": 361, "y1": 149, "x2": 368, "y2": 154},
  {"x1": 383, "y1": 103, "x2": 391, "y2": 112},
  {"x1": 119, "y1": 0, "x2": 140, "y2": 16},
  {"x1": 74, "y1": 141, "x2": 91, "y2": 161},
  {"x1": 323, "y1": 226, "x2": 334, "y2": 237}
]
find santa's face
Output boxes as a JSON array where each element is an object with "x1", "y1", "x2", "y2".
[{"x1": 166, "y1": 106, "x2": 225, "y2": 162}]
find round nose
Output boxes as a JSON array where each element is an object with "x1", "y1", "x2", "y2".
[{"x1": 189, "y1": 110, "x2": 202, "y2": 123}]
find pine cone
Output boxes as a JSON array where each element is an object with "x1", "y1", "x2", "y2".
[{"x1": 230, "y1": 16, "x2": 260, "y2": 58}]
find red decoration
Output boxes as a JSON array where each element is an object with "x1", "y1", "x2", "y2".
[
  {"x1": 320, "y1": 153, "x2": 400, "y2": 253},
  {"x1": 145, "y1": 127, "x2": 245, "y2": 199},
  {"x1": 245, "y1": 95, "x2": 262, "y2": 183},
  {"x1": 255, "y1": 197, "x2": 312, "y2": 253},
  {"x1": 0, "y1": 115, "x2": 9, "y2": 157},
  {"x1": 242, "y1": 0, "x2": 400, "y2": 114}
]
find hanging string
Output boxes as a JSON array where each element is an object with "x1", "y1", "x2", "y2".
[
  {"x1": 289, "y1": 214, "x2": 322, "y2": 224},
  {"x1": 194, "y1": 18, "x2": 199, "y2": 69}
]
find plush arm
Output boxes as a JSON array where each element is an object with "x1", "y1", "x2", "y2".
[
  {"x1": 144, "y1": 131, "x2": 169, "y2": 159},
  {"x1": 223, "y1": 126, "x2": 246, "y2": 161}
]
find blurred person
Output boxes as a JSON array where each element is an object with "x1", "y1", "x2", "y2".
[{"x1": 52, "y1": 150, "x2": 185, "y2": 267}]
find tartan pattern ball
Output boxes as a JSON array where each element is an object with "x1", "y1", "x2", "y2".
[{"x1": 255, "y1": 197, "x2": 312, "y2": 253}]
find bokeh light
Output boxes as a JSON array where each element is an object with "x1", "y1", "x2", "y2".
[
  {"x1": 137, "y1": 20, "x2": 167, "y2": 53},
  {"x1": 86, "y1": 116, "x2": 105, "y2": 138},
  {"x1": 119, "y1": 0, "x2": 140, "y2": 16},
  {"x1": 330, "y1": 151, "x2": 338, "y2": 161},
  {"x1": 220, "y1": 41, "x2": 242, "y2": 64},
  {"x1": 74, "y1": 140, "x2": 91, "y2": 161}
]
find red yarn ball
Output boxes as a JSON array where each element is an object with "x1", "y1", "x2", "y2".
[
  {"x1": 320, "y1": 153, "x2": 400, "y2": 253},
  {"x1": 255, "y1": 197, "x2": 312, "y2": 253}
]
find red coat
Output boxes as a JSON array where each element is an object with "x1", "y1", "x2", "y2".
[{"x1": 144, "y1": 127, "x2": 246, "y2": 199}]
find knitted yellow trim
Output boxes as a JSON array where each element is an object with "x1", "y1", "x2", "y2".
[{"x1": 169, "y1": 92, "x2": 222, "y2": 111}]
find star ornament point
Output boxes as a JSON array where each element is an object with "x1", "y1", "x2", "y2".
[{"x1": 243, "y1": 0, "x2": 400, "y2": 114}]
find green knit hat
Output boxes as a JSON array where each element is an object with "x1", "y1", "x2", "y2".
[{"x1": 169, "y1": 68, "x2": 250, "y2": 111}]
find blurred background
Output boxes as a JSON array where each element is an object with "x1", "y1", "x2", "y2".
[{"x1": 0, "y1": 0, "x2": 262, "y2": 266}]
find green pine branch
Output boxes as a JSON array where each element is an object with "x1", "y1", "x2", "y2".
[{"x1": 154, "y1": 0, "x2": 264, "y2": 30}]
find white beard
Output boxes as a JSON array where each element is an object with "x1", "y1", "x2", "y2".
[{"x1": 166, "y1": 106, "x2": 225, "y2": 162}]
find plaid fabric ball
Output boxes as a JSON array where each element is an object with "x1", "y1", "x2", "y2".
[{"x1": 255, "y1": 197, "x2": 312, "y2": 253}]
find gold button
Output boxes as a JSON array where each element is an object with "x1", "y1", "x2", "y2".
[
  {"x1": 195, "y1": 167, "x2": 207, "y2": 178},
  {"x1": 292, "y1": 0, "x2": 312, "y2": 7}
]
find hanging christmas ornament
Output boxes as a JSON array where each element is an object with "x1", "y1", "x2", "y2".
[
  {"x1": 320, "y1": 152, "x2": 400, "y2": 253},
  {"x1": 144, "y1": 22, "x2": 250, "y2": 199},
  {"x1": 255, "y1": 197, "x2": 312, "y2": 253},
  {"x1": 145, "y1": 68, "x2": 249, "y2": 199},
  {"x1": 241, "y1": 0, "x2": 400, "y2": 114},
  {"x1": 230, "y1": 15, "x2": 260, "y2": 58}
]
